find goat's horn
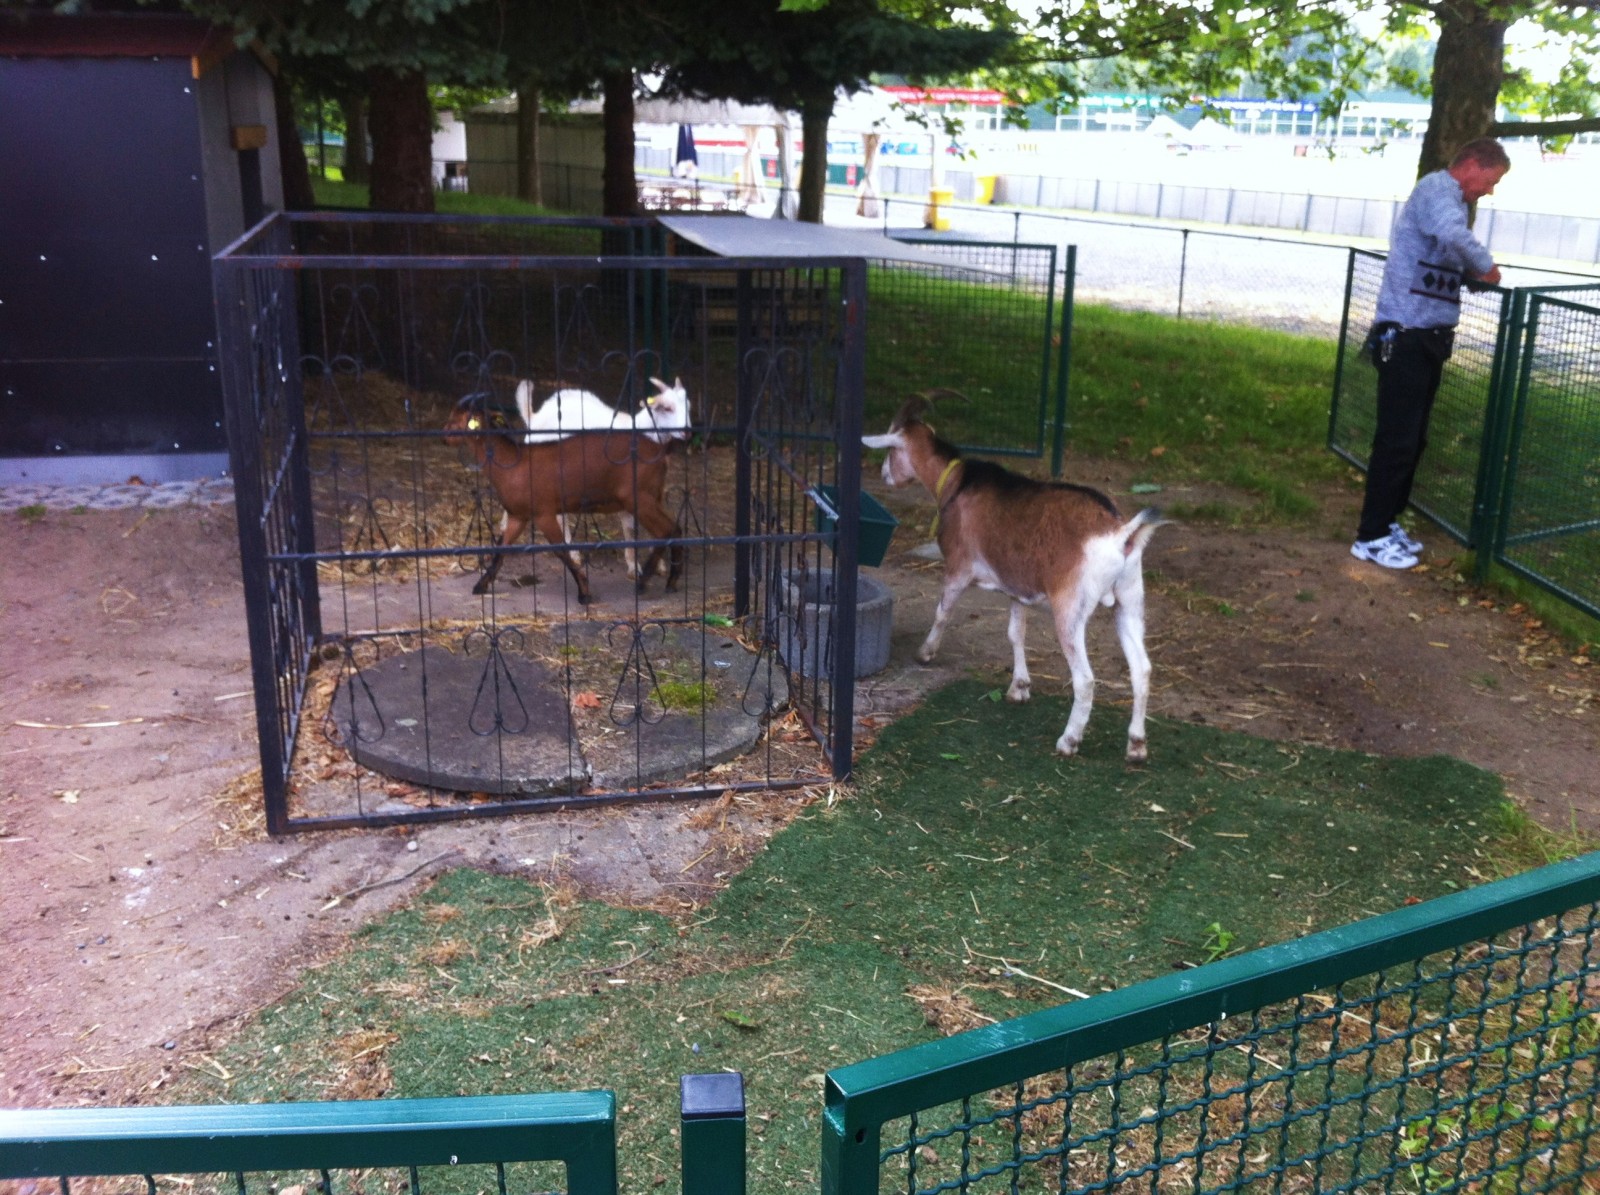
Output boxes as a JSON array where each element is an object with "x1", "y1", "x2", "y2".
[
  {"x1": 649, "y1": 376, "x2": 669, "y2": 392},
  {"x1": 890, "y1": 393, "x2": 931, "y2": 431}
]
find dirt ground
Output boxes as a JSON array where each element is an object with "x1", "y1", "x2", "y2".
[{"x1": 1, "y1": 466, "x2": 1596, "y2": 1111}]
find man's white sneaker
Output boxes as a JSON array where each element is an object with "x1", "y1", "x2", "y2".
[
  {"x1": 1388, "y1": 522, "x2": 1425, "y2": 554},
  {"x1": 1351, "y1": 534, "x2": 1419, "y2": 570}
]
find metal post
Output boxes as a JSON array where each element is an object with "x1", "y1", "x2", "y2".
[
  {"x1": 1176, "y1": 229, "x2": 1189, "y2": 320},
  {"x1": 213, "y1": 250, "x2": 290, "y2": 836},
  {"x1": 680, "y1": 1073, "x2": 745, "y2": 1195},
  {"x1": 315, "y1": 94, "x2": 326, "y2": 179},
  {"x1": 1050, "y1": 245, "x2": 1076, "y2": 479},
  {"x1": 1472, "y1": 288, "x2": 1526, "y2": 580},
  {"x1": 733, "y1": 270, "x2": 754, "y2": 619},
  {"x1": 829, "y1": 262, "x2": 868, "y2": 781},
  {"x1": 1328, "y1": 247, "x2": 1359, "y2": 453}
]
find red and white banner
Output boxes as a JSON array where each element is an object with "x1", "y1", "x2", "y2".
[{"x1": 880, "y1": 85, "x2": 1006, "y2": 106}]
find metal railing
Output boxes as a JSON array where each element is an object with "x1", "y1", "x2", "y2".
[
  {"x1": 10, "y1": 857, "x2": 1600, "y2": 1195},
  {"x1": 1494, "y1": 287, "x2": 1600, "y2": 622},
  {"x1": 0, "y1": 1091, "x2": 618, "y2": 1191},
  {"x1": 821, "y1": 850, "x2": 1600, "y2": 1195}
]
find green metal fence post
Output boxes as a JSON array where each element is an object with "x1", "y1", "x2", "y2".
[
  {"x1": 680, "y1": 1072, "x2": 746, "y2": 1195},
  {"x1": 1471, "y1": 287, "x2": 1525, "y2": 581},
  {"x1": 1328, "y1": 248, "x2": 1359, "y2": 452},
  {"x1": 1050, "y1": 244, "x2": 1076, "y2": 479}
]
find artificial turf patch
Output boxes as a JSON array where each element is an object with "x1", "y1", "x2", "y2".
[{"x1": 184, "y1": 680, "x2": 1511, "y2": 1194}]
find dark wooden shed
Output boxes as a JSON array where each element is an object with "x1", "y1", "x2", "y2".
[{"x1": 0, "y1": 13, "x2": 283, "y2": 485}]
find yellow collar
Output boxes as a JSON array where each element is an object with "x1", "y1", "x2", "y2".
[{"x1": 929, "y1": 458, "x2": 960, "y2": 537}]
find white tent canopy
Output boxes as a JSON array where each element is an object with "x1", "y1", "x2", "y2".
[
  {"x1": 1187, "y1": 116, "x2": 1246, "y2": 147},
  {"x1": 1143, "y1": 114, "x2": 1190, "y2": 141},
  {"x1": 632, "y1": 96, "x2": 784, "y2": 126}
]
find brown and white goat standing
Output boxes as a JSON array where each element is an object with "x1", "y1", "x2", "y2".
[
  {"x1": 444, "y1": 397, "x2": 682, "y2": 604},
  {"x1": 864, "y1": 396, "x2": 1167, "y2": 761}
]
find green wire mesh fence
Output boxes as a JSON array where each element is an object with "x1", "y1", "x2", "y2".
[
  {"x1": 0, "y1": 1091, "x2": 618, "y2": 1194},
  {"x1": 1496, "y1": 287, "x2": 1600, "y2": 622},
  {"x1": 822, "y1": 851, "x2": 1600, "y2": 1195}
]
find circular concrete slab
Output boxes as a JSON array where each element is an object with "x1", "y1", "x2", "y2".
[
  {"x1": 339, "y1": 649, "x2": 586, "y2": 795},
  {"x1": 337, "y1": 623, "x2": 787, "y2": 798}
]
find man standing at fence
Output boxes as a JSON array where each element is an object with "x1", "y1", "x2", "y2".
[{"x1": 1352, "y1": 137, "x2": 1509, "y2": 570}]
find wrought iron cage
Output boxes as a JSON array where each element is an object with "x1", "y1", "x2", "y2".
[{"x1": 213, "y1": 212, "x2": 866, "y2": 833}]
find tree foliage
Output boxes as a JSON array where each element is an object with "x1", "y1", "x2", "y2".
[{"x1": 985, "y1": 0, "x2": 1600, "y2": 177}]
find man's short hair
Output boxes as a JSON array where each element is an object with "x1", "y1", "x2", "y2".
[{"x1": 1452, "y1": 138, "x2": 1511, "y2": 171}]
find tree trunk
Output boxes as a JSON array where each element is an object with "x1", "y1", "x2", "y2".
[
  {"x1": 1416, "y1": 1, "x2": 1506, "y2": 178},
  {"x1": 367, "y1": 69, "x2": 435, "y2": 213},
  {"x1": 516, "y1": 83, "x2": 542, "y2": 206},
  {"x1": 601, "y1": 70, "x2": 638, "y2": 217},
  {"x1": 272, "y1": 71, "x2": 316, "y2": 211},
  {"x1": 339, "y1": 92, "x2": 370, "y2": 187},
  {"x1": 798, "y1": 103, "x2": 831, "y2": 224}
]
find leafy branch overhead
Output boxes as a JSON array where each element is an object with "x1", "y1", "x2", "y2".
[{"x1": 192, "y1": 0, "x2": 1600, "y2": 213}]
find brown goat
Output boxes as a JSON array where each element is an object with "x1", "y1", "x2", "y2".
[
  {"x1": 444, "y1": 398, "x2": 682, "y2": 603},
  {"x1": 864, "y1": 395, "x2": 1167, "y2": 761}
]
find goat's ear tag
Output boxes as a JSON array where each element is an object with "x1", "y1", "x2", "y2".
[
  {"x1": 467, "y1": 417, "x2": 481, "y2": 430},
  {"x1": 646, "y1": 396, "x2": 656, "y2": 406}
]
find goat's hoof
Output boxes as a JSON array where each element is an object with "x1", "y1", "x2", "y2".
[
  {"x1": 915, "y1": 648, "x2": 938, "y2": 665},
  {"x1": 1125, "y1": 738, "x2": 1148, "y2": 764},
  {"x1": 1006, "y1": 681, "x2": 1031, "y2": 703},
  {"x1": 471, "y1": 581, "x2": 491, "y2": 596},
  {"x1": 1054, "y1": 734, "x2": 1080, "y2": 757}
]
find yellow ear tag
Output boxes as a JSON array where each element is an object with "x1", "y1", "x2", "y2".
[
  {"x1": 467, "y1": 417, "x2": 480, "y2": 430},
  {"x1": 646, "y1": 396, "x2": 656, "y2": 406}
]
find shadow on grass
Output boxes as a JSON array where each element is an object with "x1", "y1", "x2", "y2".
[{"x1": 186, "y1": 681, "x2": 1515, "y2": 1193}]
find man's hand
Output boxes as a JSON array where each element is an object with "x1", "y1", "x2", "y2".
[{"x1": 1466, "y1": 265, "x2": 1503, "y2": 291}]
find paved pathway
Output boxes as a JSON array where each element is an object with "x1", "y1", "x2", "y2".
[{"x1": 0, "y1": 477, "x2": 236, "y2": 513}]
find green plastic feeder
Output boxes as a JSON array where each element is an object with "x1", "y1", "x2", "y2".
[{"x1": 812, "y1": 484, "x2": 899, "y2": 567}]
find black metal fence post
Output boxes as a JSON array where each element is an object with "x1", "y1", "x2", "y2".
[{"x1": 829, "y1": 261, "x2": 867, "y2": 781}]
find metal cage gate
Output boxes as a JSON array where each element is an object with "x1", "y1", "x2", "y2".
[{"x1": 214, "y1": 212, "x2": 866, "y2": 834}]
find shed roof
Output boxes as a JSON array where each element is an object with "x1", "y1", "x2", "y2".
[
  {"x1": 0, "y1": 13, "x2": 244, "y2": 76},
  {"x1": 660, "y1": 214, "x2": 1002, "y2": 274}
]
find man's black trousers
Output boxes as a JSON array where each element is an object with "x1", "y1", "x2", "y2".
[{"x1": 1357, "y1": 327, "x2": 1451, "y2": 543}]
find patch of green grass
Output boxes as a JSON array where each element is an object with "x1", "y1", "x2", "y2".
[
  {"x1": 1166, "y1": 498, "x2": 1246, "y2": 525},
  {"x1": 172, "y1": 679, "x2": 1569, "y2": 1194},
  {"x1": 656, "y1": 679, "x2": 713, "y2": 711},
  {"x1": 17, "y1": 503, "x2": 46, "y2": 523},
  {"x1": 1468, "y1": 556, "x2": 1600, "y2": 655},
  {"x1": 862, "y1": 282, "x2": 1341, "y2": 526},
  {"x1": 312, "y1": 177, "x2": 563, "y2": 218}
]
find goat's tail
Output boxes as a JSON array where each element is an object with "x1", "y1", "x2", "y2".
[{"x1": 1119, "y1": 508, "x2": 1171, "y2": 560}]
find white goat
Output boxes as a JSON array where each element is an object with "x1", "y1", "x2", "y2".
[
  {"x1": 863, "y1": 395, "x2": 1168, "y2": 761},
  {"x1": 514, "y1": 377, "x2": 693, "y2": 577},
  {"x1": 515, "y1": 377, "x2": 692, "y2": 446}
]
